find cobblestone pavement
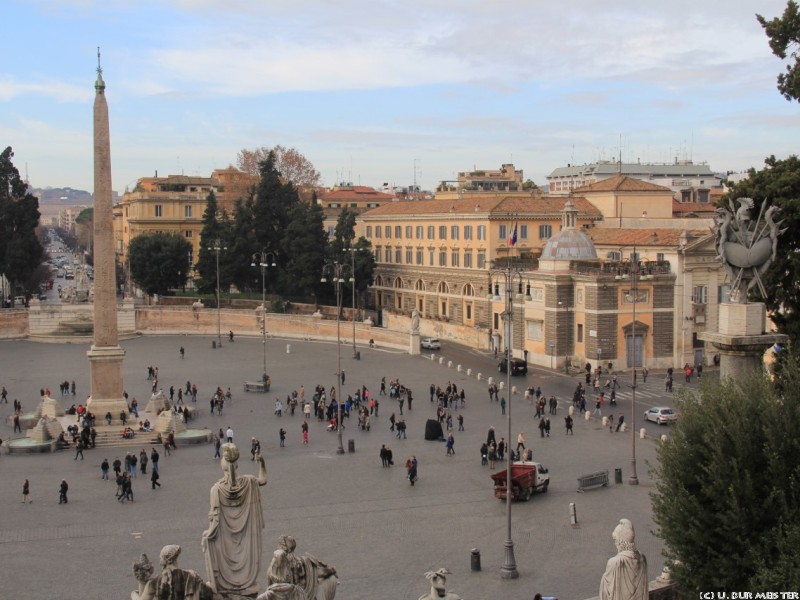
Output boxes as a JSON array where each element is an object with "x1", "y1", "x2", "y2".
[{"x1": 0, "y1": 335, "x2": 671, "y2": 600}]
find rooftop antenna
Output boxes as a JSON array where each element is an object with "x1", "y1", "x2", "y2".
[{"x1": 617, "y1": 134, "x2": 622, "y2": 175}]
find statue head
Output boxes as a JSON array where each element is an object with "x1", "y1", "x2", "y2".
[
  {"x1": 267, "y1": 549, "x2": 292, "y2": 586},
  {"x1": 425, "y1": 568, "x2": 451, "y2": 594},
  {"x1": 222, "y1": 443, "x2": 240, "y2": 463},
  {"x1": 612, "y1": 519, "x2": 636, "y2": 553},
  {"x1": 133, "y1": 553, "x2": 155, "y2": 583},
  {"x1": 277, "y1": 535, "x2": 297, "y2": 554},
  {"x1": 159, "y1": 544, "x2": 181, "y2": 569}
]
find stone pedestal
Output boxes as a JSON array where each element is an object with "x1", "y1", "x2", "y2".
[
  {"x1": 699, "y1": 302, "x2": 787, "y2": 381},
  {"x1": 410, "y1": 331, "x2": 420, "y2": 355},
  {"x1": 86, "y1": 344, "x2": 128, "y2": 417}
]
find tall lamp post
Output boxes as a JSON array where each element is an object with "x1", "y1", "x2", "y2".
[
  {"x1": 208, "y1": 239, "x2": 226, "y2": 349},
  {"x1": 619, "y1": 245, "x2": 640, "y2": 486},
  {"x1": 321, "y1": 261, "x2": 353, "y2": 455},
  {"x1": 346, "y1": 241, "x2": 361, "y2": 359},
  {"x1": 490, "y1": 257, "x2": 523, "y2": 580},
  {"x1": 251, "y1": 250, "x2": 277, "y2": 382}
]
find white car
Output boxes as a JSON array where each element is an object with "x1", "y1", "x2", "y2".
[
  {"x1": 421, "y1": 338, "x2": 441, "y2": 350},
  {"x1": 644, "y1": 406, "x2": 679, "y2": 425}
]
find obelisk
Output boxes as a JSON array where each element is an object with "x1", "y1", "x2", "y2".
[{"x1": 86, "y1": 49, "x2": 127, "y2": 422}]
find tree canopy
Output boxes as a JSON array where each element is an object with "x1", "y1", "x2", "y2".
[
  {"x1": 237, "y1": 145, "x2": 321, "y2": 187},
  {"x1": 0, "y1": 146, "x2": 43, "y2": 303},
  {"x1": 758, "y1": 1, "x2": 800, "y2": 102},
  {"x1": 723, "y1": 155, "x2": 800, "y2": 346},
  {"x1": 128, "y1": 232, "x2": 192, "y2": 296},
  {"x1": 651, "y1": 365, "x2": 800, "y2": 591}
]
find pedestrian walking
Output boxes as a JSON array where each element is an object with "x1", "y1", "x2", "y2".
[
  {"x1": 22, "y1": 479, "x2": 31, "y2": 503},
  {"x1": 538, "y1": 418, "x2": 546, "y2": 438},
  {"x1": 139, "y1": 449, "x2": 148, "y2": 475},
  {"x1": 380, "y1": 444, "x2": 389, "y2": 467},
  {"x1": 544, "y1": 418, "x2": 551, "y2": 437},
  {"x1": 457, "y1": 414, "x2": 464, "y2": 431},
  {"x1": 565, "y1": 414, "x2": 574, "y2": 435},
  {"x1": 58, "y1": 480, "x2": 68, "y2": 504},
  {"x1": 500, "y1": 397, "x2": 506, "y2": 415},
  {"x1": 445, "y1": 434, "x2": 455, "y2": 456},
  {"x1": 516, "y1": 432, "x2": 526, "y2": 454},
  {"x1": 302, "y1": 421, "x2": 309, "y2": 444},
  {"x1": 150, "y1": 447, "x2": 160, "y2": 473},
  {"x1": 616, "y1": 415, "x2": 625, "y2": 432},
  {"x1": 101, "y1": 458, "x2": 109, "y2": 480},
  {"x1": 279, "y1": 428, "x2": 286, "y2": 447},
  {"x1": 74, "y1": 439, "x2": 84, "y2": 460},
  {"x1": 226, "y1": 426, "x2": 234, "y2": 444},
  {"x1": 406, "y1": 456, "x2": 418, "y2": 485},
  {"x1": 213, "y1": 435, "x2": 221, "y2": 459},
  {"x1": 642, "y1": 366, "x2": 648, "y2": 383},
  {"x1": 151, "y1": 469, "x2": 161, "y2": 489}
]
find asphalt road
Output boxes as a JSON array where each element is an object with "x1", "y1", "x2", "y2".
[{"x1": 0, "y1": 332, "x2": 697, "y2": 600}]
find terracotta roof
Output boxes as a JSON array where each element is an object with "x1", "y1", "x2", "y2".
[
  {"x1": 672, "y1": 200, "x2": 717, "y2": 214},
  {"x1": 321, "y1": 187, "x2": 395, "y2": 202},
  {"x1": 587, "y1": 228, "x2": 710, "y2": 247},
  {"x1": 574, "y1": 174, "x2": 672, "y2": 194},
  {"x1": 360, "y1": 196, "x2": 603, "y2": 219}
]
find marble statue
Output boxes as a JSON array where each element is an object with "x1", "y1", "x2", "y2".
[
  {"x1": 417, "y1": 568, "x2": 462, "y2": 600},
  {"x1": 411, "y1": 308, "x2": 420, "y2": 333},
  {"x1": 713, "y1": 197, "x2": 786, "y2": 302},
  {"x1": 599, "y1": 519, "x2": 648, "y2": 600},
  {"x1": 256, "y1": 550, "x2": 308, "y2": 600},
  {"x1": 268, "y1": 535, "x2": 338, "y2": 600},
  {"x1": 202, "y1": 443, "x2": 267, "y2": 596},
  {"x1": 132, "y1": 545, "x2": 219, "y2": 600}
]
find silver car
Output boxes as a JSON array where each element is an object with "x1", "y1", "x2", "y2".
[
  {"x1": 644, "y1": 406, "x2": 679, "y2": 425},
  {"x1": 421, "y1": 338, "x2": 441, "y2": 350}
]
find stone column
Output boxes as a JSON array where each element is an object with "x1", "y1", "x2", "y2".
[
  {"x1": 698, "y1": 302, "x2": 786, "y2": 380},
  {"x1": 86, "y1": 57, "x2": 128, "y2": 420}
]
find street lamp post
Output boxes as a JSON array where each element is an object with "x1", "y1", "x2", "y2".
[
  {"x1": 617, "y1": 245, "x2": 641, "y2": 486},
  {"x1": 490, "y1": 258, "x2": 522, "y2": 580},
  {"x1": 251, "y1": 250, "x2": 277, "y2": 382},
  {"x1": 207, "y1": 240, "x2": 226, "y2": 349},
  {"x1": 322, "y1": 261, "x2": 354, "y2": 455},
  {"x1": 347, "y1": 241, "x2": 360, "y2": 359}
]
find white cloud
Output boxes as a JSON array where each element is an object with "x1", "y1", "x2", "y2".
[{"x1": 0, "y1": 76, "x2": 89, "y2": 102}]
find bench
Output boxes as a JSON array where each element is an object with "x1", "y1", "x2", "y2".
[
  {"x1": 243, "y1": 381, "x2": 270, "y2": 393},
  {"x1": 577, "y1": 470, "x2": 609, "y2": 492}
]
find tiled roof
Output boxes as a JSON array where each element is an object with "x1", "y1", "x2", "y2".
[
  {"x1": 360, "y1": 196, "x2": 603, "y2": 219},
  {"x1": 587, "y1": 228, "x2": 710, "y2": 247},
  {"x1": 574, "y1": 174, "x2": 672, "y2": 194},
  {"x1": 672, "y1": 200, "x2": 716, "y2": 214},
  {"x1": 322, "y1": 187, "x2": 395, "y2": 201}
]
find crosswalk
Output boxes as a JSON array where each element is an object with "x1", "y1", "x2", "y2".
[{"x1": 587, "y1": 378, "x2": 700, "y2": 407}]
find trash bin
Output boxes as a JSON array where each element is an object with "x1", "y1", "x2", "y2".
[
  {"x1": 470, "y1": 549, "x2": 481, "y2": 571},
  {"x1": 348, "y1": 439, "x2": 355, "y2": 453},
  {"x1": 614, "y1": 468, "x2": 623, "y2": 484},
  {"x1": 354, "y1": 351, "x2": 361, "y2": 360},
  {"x1": 212, "y1": 340, "x2": 216, "y2": 349}
]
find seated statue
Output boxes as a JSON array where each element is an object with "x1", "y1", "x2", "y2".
[
  {"x1": 599, "y1": 519, "x2": 648, "y2": 600},
  {"x1": 418, "y1": 568, "x2": 462, "y2": 600},
  {"x1": 271, "y1": 535, "x2": 337, "y2": 600},
  {"x1": 132, "y1": 545, "x2": 219, "y2": 600},
  {"x1": 256, "y1": 550, "x2": 308, "y2": 600}
]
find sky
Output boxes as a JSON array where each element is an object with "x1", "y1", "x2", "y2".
[{"x1": 2, "y1": 0, "x2": 799, "y2": 195}]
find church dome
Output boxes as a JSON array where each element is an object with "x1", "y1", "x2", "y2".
[{"x1": 540, "y1": 199, "x2": 598, "y2": 262}]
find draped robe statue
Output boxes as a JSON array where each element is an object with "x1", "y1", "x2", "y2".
[
  {"x1": 600, "y1": 519, "x2": 648, "y2": 600},
  {"x1": 202, "y1": 443, "x2": 267, "y2": 595}
]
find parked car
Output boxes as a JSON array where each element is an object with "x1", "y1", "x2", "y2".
[
  {"x1": 644, "y1": 406, "x2": 679, "y2": 425},
  {"x1": 420, "y1": 338, "x2": 441, "y2": 350},
  {"x1": 498, "y1": 357, "x2": 528, "y2": 375}
]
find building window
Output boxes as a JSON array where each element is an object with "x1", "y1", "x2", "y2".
[
  {"x1": 385, "y1": 247, "x2": 392, "y2": 263},
  {"x1": 577, "y1": 323, "x2": 584, "y2": 343},
  {"x1": 451, "y1": 251, "x2": 459, "y2": 267},
  {"x1": 416, "y1": 249, "x2": 423, "y2": 265},
  {"x1": 526, "y1": 320, "x2": 544, "y2": 340},
  {"x1": 155, "y1": 205, "x2": 163, "y2": 217},
  {"x1": 395, "y1": 226, "x2": 402, "y2": 238},
  {"x1": 466, "y1": 304, "x2": 472, "y2": 320},
  {"x1": 464, "y1": 225, "x2": 472, "y2": 240},
  {"x1": 477, "y1": 251, "x2": 486, "y2": 269},
  {"x1": 692, "y1": 285, "x2": 708, "y2": 304},
  {"x1": 395, "y1": 248, "x2": 402, "y2": 263},
  {"x1": 416, "y1": 225, "x2": 423, "y2": 239},
  {"x1": 374, "y1": 247, "x2": 381, "y2": 262},
  {"x1": 184, "y1": 205, "x2": 193, "y2": 218},
  {"x1": 429, "y1": 250, "x2": 434, "y2": 266},
  {"x1": 539, "y1": 224, "x2": 552, "y2": 239},
  {"x1": 499, "y1": 224, "x2": 507, "y2": 240},
  {"x1": 439, "y1": 251, "x2": 446, "y2": 266},
  {"x1": 477, "y1": 225, "x2": 486, "y2": 240},
  {"x1": 441, "y1": 301, "x2": 447, "y2": 317},
  {"x1": 406, "y1": 248, "x2": 412, "y2": 264},
  {"x1": 405, "y1": 225, "x2": 412, "y2": 239},
  {"x1": 366, "y1": 226, "x2": 372, "y2": 238},
  {"x1": 385, "y1": 226, "x2": 391, "y2": 239},
  {"x1": 520, "y1": 224, "x2": 528, "y2": 240},
  {"x1": 439, "y1": 225, "x2": 447, "y2": 240},
  {"x1": 375, "y1": 227, "x2": 381, "y2": 239},
  {"x1": 327, "y1": 226, "x2": 335, "y2": 237},
  {"x1": 451, "y1": 225, "x2": 459, "y2": 240},
  {"x1": 464, "y1": 251, "x2": 472, "y2": 268},
  {"x1": 427, "y1": 226, "x2": 435, "y2": 240},
  {"x1": 184, "y1": 230, "x2": 193, "y2": 238}
]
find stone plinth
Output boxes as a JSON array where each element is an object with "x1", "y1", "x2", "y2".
[
  {"x1": 86, "y1": 344, "x2": 128, "y2": 418},
  {"x1": 154, "y1": 411, "x2": 187, "y2": 436},
  {"x1": 410, "y1": 331, "x2": 421, "y2": 355},
  {"x1": 145, "y1": 390, "x2": 170, "y2": 414},
  {"x1": 699, "y1": 302, "x2": 787, "y2": 381}
]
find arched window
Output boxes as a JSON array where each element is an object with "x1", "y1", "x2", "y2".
[
  {"x1": 462, "y1": 283, "x2": 474, "y2": 296},
  {"x1": 374, "y1": 275, "x2": 384, "y2": 287},
  {"x1": 394, "y1": 277, "x2": 404, "y2": 289},
  {"x1": 415, "y1": 279, "x2": 426, "y2": 292},
  {"x1": 437, "y1": 281, "x2": 449, "y2": 295}
]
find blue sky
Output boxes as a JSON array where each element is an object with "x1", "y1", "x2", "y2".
[{"x1": 2, "y1": 0, "x2": 798, "y2": 194}]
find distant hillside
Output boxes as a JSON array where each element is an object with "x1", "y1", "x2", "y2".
[{"x1": 31, "y1": 187, "x2": 94, "y2": 205}]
